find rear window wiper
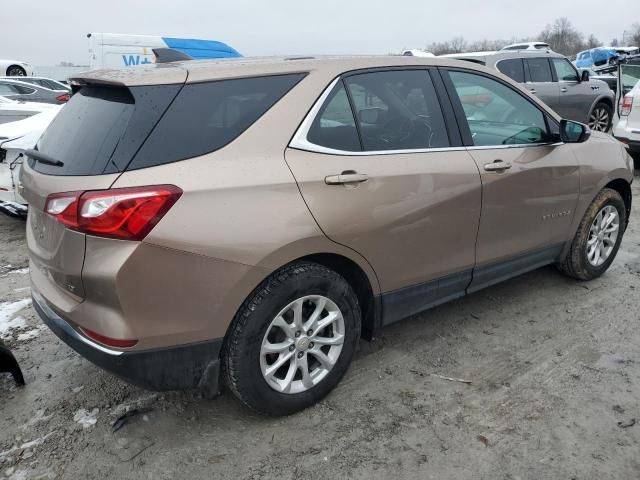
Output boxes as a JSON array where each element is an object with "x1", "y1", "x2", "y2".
[{"x1": 25, "y1": 149, "x2": 64, "y2": 167}]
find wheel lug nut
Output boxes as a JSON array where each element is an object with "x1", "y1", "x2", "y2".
[
  {"x1": 307, "y1": 330, "x2": 313, "y2": 336},
  {"x1": 295, "y1": 331, "x2": 301, "y2": 337},
  {"x1": 289, "y1": 345, "x2": 295, "y2": 351},
  {"x1": 297, "y1": 351, "x2": 304, "y2": 358},
  {"x1": 309, "y1": 342, "x2": 314, "y2": 349}
]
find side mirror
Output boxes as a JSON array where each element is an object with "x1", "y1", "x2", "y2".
[
  {"x1": 580, "y1": 70, "x2": 590, "y2": 82},
  {"x1": 560, "y1": 119, "x2": 591, "y2": 143}
]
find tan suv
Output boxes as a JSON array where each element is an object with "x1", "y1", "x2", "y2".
[{"x1": 20, "y1": 56, "x2": 633, "y2": 415}]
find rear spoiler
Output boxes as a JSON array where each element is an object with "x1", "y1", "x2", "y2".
[{"x1": 152, "y1": 48, "x2": 193, "y2": 63}]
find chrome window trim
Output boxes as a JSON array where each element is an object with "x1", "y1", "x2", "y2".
[{"x1": 289, "y1": 75, "x2": 564, "y2": 156}]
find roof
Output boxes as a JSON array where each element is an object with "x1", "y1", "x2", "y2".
[
  {"x1": 443, "y1": 50, "x2": 564, "y2": 65},
  {"x1": 69, "y1": 55, "x2": 481, "y2": 86}
]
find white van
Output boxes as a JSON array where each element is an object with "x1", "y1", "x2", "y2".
[{"x1": 87, "y1": 33, "x2": 241, "y2": 70}]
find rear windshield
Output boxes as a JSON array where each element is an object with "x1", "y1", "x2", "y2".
[
  {"x1": 31, "y1": 73, "x2": 305, "y2": 176},
  {"x1": 32, "y1": 84, "x2": 181, "y2": 176}
]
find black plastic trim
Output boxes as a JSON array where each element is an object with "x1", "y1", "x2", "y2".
[{"x1": 32, "y1": 292, "x2": 222, "y2": 394}]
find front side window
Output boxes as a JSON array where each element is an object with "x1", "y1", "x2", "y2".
[
  {"x1": 526, "y1": 58, "x2": 553, "y2": 83},
  {"x1": 497, "y1": 59, "x2": 525, "y2": 83},
  {"x1": 551, "y1": 58, "x2": 578, "y2": 82},
  {"x1": 306, "y1": 82, "x2": 361, "y2": 152},
  {"x1": 344, "y1": 70, "x2": 450, "y2": 151},
  {"x1": 448, "y1": 70, "x2": 550, "y2": 146}
]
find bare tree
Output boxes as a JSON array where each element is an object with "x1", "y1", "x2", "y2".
[
  {"x1": 586, "y1": 34, "x2": 600, "y2": 49},
  {"x1": 539, "y1": 17, "x2": 585, "y2": 56},
  {"x1": 449, "y1": 37, "x2": 468, "y2": 53},
  {"x1": 629, "y1": 23, "x2": 640, "y2": 46}
]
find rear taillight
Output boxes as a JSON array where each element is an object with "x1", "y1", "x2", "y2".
[
  {"x1": 621, "y1": 95, "x2": 633, "y2": 116},
  {"x1": 56, "y1": 93, "x2": 70, "y2": 102},
  {"x1": 45, "y1": 185, "x2": 182, "y2": 240}
]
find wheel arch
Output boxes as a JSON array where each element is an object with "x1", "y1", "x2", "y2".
[
  {"x1": 6, "y1": 64, "x2": 25, "y2": 76},
  {"x1": 605, "y1": 178, "x2": 632, "y2": 226},
  {"x1": 300, "y1": 253, "x2": 381, "y2": 340}
]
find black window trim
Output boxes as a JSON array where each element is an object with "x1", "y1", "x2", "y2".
[
  {"x1": 439, "y1": 66, "x2": 562, "y2": 149},
  {"x1": 289, "y1": 66, "x2": 463, "y2": 156}
]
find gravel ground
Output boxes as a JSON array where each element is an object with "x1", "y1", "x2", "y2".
[{"x1": 1, "y1": 179, "x2": 640, "y2": 480}]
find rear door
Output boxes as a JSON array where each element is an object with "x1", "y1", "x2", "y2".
[
  {"x1": 442, "y1": 68, "x2": 579, "y2": 291},
  {"x1": 286, "y1": 68, "x2": 482, "y2": 323},
  {"x1": 20, "y1": 80, "x2": 184, "y2": 301},
  {"x1": 523, "y1": 57, "x2": 560, "y2": 113},
  {"x1": 551, "y1": 57, "x2": 593, "y2": 122}
]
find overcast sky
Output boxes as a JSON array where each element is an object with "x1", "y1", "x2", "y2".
[{"x1": 3, "y1": 0, "x2": 639, "y2": 65}]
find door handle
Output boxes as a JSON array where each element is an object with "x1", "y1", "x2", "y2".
[
  {"x1": 325, "y1": 172, "x2": 369, "y2": 185},
  {"x1": 528, "y1": 89, "x2": 537, "y2": 94},
  {"x1": 483, "y1": 160, "x2": 512, "y2": 172},
  {"x1": 560, "y1": 87, "x2": 568, "y2": 93}
]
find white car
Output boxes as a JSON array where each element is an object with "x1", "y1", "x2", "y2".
[
  {"x1": 613, "y1": 62, "x2": 640, "y2": 158},
  {"x1": 0, "y1": 107, "x2": 61, "y2": 211},
  {"x1": 0, "y1": 96, "x2": 57, "y2": 125},
  {"x1": 501, "y1": 41, "x2": 551, "y2": 51},
  {"x1": 401, "y1": 49, "x2": 435, "y2": 57},
  {"x1": 0, "y1": 59, "x2": 34, "y2": 77}
]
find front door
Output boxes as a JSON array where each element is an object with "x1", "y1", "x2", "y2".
[
  {"x1": 551, "y1": 57, "x2": 594, "y2": 122},
  {"x1": 443, "y1": 68, "x2": 580, "y2": 291},
  {"x1": 286, "y1": 68, "x2": 482, "y2": 323}
]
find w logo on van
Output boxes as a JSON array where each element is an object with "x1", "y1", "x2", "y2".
[{"x1": 122, "y1": 55, "x2": 153, "y2": 66}]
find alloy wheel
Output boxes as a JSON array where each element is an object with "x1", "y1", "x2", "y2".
[
  {"x1": 260, "y1": 295, "x2": 345, "y2": 394},
  {"x1": 586, "y1": 205, "x2": 619, "y2": 267},
  {"x1": 588, "y1": 106, "x2": 610, "y2": 132}
]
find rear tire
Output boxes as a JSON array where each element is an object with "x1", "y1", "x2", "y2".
[
  {"x1": 558, "y1": 188, "x2": 626, "y2": 280},
  {"x1": 6, "y1": 65, "x2": 26, "y2": 76},
  {"x1": 223, "y1": 262, "x2": 361, "y2": 416},
  {"x1": 588, "y1": 102, "x2": 612, "y2": 132}
]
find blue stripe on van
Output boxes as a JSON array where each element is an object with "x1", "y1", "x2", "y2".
[{"x1": 162, "y1": 38, "x2": 241, "y2": 59}]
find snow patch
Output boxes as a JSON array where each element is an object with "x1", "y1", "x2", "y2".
[
  {"x1": 16, "y1": 326, "x2": 44, "y2": 342},
  {"x1": 74, "y1": 408, "x2": 99, "y2": 428},
  {"x1": 0, "y1": 298, "x2": 32, "y2": 339}
]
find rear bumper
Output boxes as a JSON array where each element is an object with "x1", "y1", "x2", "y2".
[{"x1": 32, "y1": 289, "x2": 222, "y2": 393}]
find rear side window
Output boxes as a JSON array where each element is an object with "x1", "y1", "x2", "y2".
[
  {"x1": 525, "y1": 58, "x2": 553, "y2": 82},
  {"x1": 497, "y1": 59, "x2": 525, "y2": 83},
  {"x1": 344, "y1": 70, "x2": 449, "y2": 150},
  {"x1": 307, "y1": 82, "x2": 361, "y2": 151},
  {"x1": 128, "y1": 74, "x2": 305, "y2": 170}
]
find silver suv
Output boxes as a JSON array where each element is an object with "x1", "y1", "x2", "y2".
[{"x1": 446, "y1": 51, "x2": 615, "y2": 131}]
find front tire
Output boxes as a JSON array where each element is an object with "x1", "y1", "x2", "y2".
[
  {"x1": 6, "y1": 65, "x2": 26, "y2": 76},
  {"x1": 588, "y1": 102, "x2": 612, "y2": 132},
  {"x1": 558, "y1": 188, "x2": 626, "y2": 280},
  {"x1": 223, "y1": 262, "x2": 361, "y2": 416}
]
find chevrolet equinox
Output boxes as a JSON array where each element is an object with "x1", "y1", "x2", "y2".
[{"x1": 21, "y1": 56, "x2": 633, "y2": 415}]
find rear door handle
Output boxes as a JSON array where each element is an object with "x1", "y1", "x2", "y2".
[
  {"x1": 560, "y1": 87, "x2": 568, "y2": 93},
  {"x1": 325, "y1": 172, "x2": 369, "y2": 185},
  {"x1": 528, "y1": 89, "x2": 537, "y2": 94},
  {"x1": 483, "y1": 160, "x2": 512, "y2": 172}
]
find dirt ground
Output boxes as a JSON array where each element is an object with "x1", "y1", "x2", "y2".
[{"x1": 1, "y1": 180, "x2": 640, "y2": 480}]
